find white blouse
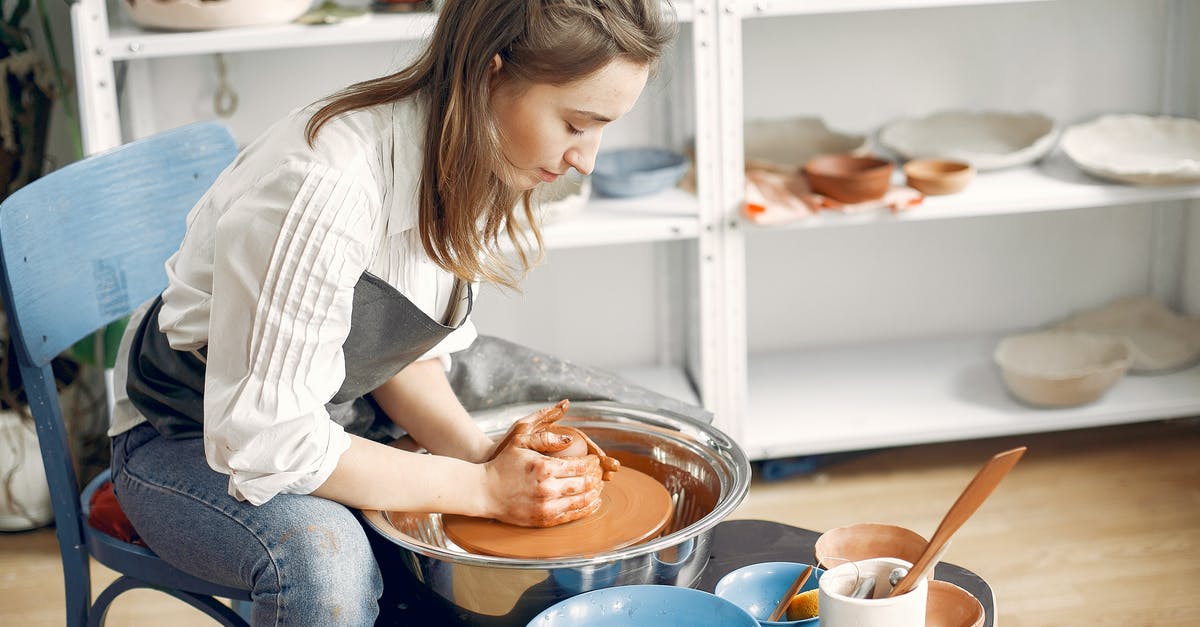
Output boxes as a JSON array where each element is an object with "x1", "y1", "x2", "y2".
[{"x1": 110, "y1": 97, "x2": 478, "y2": 505}]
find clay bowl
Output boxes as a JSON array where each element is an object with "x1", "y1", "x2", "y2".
[
  {"x1": 801, "y1": 154, "x2": 894, "y2": 203},
  {"x1": 902, "y1": 158, "x2": 976, "y2": 195},
  {"x1": 362, "y1": 401, "x2": 751, "y2": 626},
  {"x1": 813, "y1": 523, "x2": 931, "y2": 578},
  {"x1": 926, "y1": 580, "x2": 986, "y2": 627}
]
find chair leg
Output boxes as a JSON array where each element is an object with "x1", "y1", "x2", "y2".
[{"x1": 88, "y1": 575, "x2": 249, "y2": 627}]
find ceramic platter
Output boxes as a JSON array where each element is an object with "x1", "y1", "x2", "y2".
[
  {"x1": 744, "y1": 117, "x2": 868, "y2": 169},
  {"x1": 123, "y1": 0, "x2": 314, "y2": 30},
  {"x1": 1060, "y1": 114, "x2": 1200, "y2": 185},
  {"x1": 442, "y1": 466, "x2": 673, "y2": 559},
  {"x1": 1053, "y1": 296, "x2": 1200, "y2": 373},
  {"x1": 878, "y1": 110, "x2": 1058, "y2": 171}
]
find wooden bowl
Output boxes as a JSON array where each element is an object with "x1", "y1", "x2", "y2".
[
  {"x1": 801, "y1": 154, "x2": 894, "y2": 203},
  {"x1": 813, "y1": 522, "x2": 929, "y2": 576},
  {"x1": 902, "y1": 158, "x2": 976, "y2": 195},
  {"x1": 926, "y1": 580, "x2": 985, "y2": 627}
]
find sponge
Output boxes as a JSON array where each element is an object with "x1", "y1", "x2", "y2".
[{"x1": 785, "y1": 589, "x2": 819, "y2": 621}]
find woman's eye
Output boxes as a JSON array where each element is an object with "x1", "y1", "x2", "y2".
[{"x1": 567, "y1": 123, "x2": 585, "y2": 136}]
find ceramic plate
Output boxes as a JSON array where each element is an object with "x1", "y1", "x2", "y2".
[
  {"x1": 1054, "y1": 296, "x2": 1200, "y2": 373},
  {"x1": 745, "y1": 118, "x2": 868, "y2": 169},
  {"x1": 878, "y1": 110, "x2": 1058, "y2": 170},
  {"x1": 1060, "y1": 114, "x2": 1200, "y2": 185},
  {"x1": 123, "y1": 0, "x2": 314, "y2": 30}
]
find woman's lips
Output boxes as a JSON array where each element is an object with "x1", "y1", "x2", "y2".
[{"x1": 538, "y1": 168, "x2": 562, "y2": 183}]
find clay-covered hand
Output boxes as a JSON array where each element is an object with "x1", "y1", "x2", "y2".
[
  {"x1": 482, "y1": 439, "x2": 604, "y2": 527},
  {"x1": 487, "y1": 400, "x2": 621, "y2": 480}
]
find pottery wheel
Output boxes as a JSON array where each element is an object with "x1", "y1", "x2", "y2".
[{"x1": 442, "y1": 467, "x2": 673, "y2": 559}]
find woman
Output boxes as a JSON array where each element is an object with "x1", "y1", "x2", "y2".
[{"x1": 107, "y1": 0, "x2": 682, "y2": 624}]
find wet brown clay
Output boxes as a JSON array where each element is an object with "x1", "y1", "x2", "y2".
[{"x1": 442, "y1": 466, "x2": 673, "y2": 559}]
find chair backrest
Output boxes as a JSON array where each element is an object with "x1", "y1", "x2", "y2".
[{"x1": 0, "y1": 122, "x2": 237, "y2": 608}]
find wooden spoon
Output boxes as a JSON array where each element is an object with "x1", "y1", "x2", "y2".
[
  {"x1": 767, "y1": 564, "x2": 814, "y2": 622},
  {"x1": 887, "y1": 446, "x2": 1026, "y2": 598}
]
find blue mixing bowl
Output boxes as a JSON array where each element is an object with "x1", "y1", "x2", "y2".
[
  {"x1": 591, "y1": 147, "x2": 689, "y2": 198},
  {"x1": 527, "y1": 584, "x2": 757, "y2": 626}
]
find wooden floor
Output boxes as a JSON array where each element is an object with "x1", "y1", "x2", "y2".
[{"x1": 2, "y1": 418, "x2": 1197, "y2": 626}]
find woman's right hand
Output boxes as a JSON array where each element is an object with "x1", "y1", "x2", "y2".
[{"x1": 481, "y1": 438, "x2": 604, "y2": 528}]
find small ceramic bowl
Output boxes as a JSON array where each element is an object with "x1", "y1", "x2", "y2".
[
  {"x1": 902, "y1": 158, "x2": 976, "y2": 195},
  {"x1": 926, "y1": 580, "x2": 985, "y2": 627},
  {"x1": 591, "y1": 147, "x2": 689, "y2": 198},
  {"x1": 801, "y1": 154, "x2": 894, "y2": 203},
  {"x1": 993, "y1": 331, "x2": 1133, "y2": 408},
  {"x1": 714, "y1": 561, "x2": 825, "y2": 626},
  {"x1": 813, "y1": 523, "x2": 929, "y2": 577}
]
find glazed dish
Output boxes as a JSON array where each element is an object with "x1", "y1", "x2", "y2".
[
  {"x1": 801, "y1": 154, "x2": 894, "y2": 204},
  {"x1": 744, "y1": 118, "x2": 868, "y2": 170},
  {"x1": 879, "y1": 110, "x2": 1058, "y2": 170},
  {"x1": 1060, "y1": 114, "x2": 1200, "y2": 185}
]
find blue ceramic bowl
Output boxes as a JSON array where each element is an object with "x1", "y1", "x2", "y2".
[
  {"x1": 714, "y1": 561, "x2": 825, "y2": 626},
  {"x1": 527, "y1": 584, "x2": 758, "y2": 627},
  {"x1": 591, "y1": 147, "x2": 689, "y2": 198}
]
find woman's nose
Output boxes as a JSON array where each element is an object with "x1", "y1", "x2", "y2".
[
  {"x1": 565, "y1": 147, "x2": 595, "y2": 175},
  {"x1": 565, "y1": 133, "x2": 601, "y2": 175}
]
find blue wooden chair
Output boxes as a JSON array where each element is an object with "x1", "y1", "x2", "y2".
[{"x1": 0, "y1": 123, "x2": 251, "y2": 626}]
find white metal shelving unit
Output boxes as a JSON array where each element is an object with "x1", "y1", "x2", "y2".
[
  {"x1": 66, "y1": 0, "x2": 733, "y2": 422},
  {"x1": 66, "y1": 0, "x2": 1200, "y2": 460},
  {"x1": 722, "y1": 0, "x2": 1200, "y2": 459}
]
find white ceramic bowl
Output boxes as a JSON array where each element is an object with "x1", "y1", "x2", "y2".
[
  {"x1": 744, "y1": 117, "x2": 868, "y2": 169},
  {"x1": 1060, "y1": 114, "x2": 1200, "y2": 185},
  {"x1": 993, "y1": 331, "x2": 1133, "y2": 408},
  {"x1": 123, "y1": 0, "x2": 314, "y2": 31},
  {"x1": 879, "y1": 110, "x2": 1058, "y2": 171}
]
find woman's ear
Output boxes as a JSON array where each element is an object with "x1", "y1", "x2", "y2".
[{"x1": 490, "y1": 53, "x2": 503, "y2": 75}]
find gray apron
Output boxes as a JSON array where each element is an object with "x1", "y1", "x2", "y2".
[{"x1": 126, "y1": 272, "x2": 473, "y2": 440}]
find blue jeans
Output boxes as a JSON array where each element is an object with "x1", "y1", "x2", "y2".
[{"x1": 111, "y1": 423, "x2": 384, "y2": 626}]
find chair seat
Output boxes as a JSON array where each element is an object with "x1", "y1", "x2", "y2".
[{"x1": 81, "y1": 470, "x2": 252, "y2": 601}]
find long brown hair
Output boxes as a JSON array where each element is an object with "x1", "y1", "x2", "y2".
[{"x1": 306, "y1": 0, "x2": 675, "y2": 288}]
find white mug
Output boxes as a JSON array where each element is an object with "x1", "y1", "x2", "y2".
[{"x1": 818, "y1": 557, "x2": 927, "y2": 627}]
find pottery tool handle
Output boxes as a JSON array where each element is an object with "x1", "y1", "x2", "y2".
[
  {"x1": 888, "y1": 446, "x2": 1026, "y2": 598},
  {"x1": 767, "y1": 565, "x2": 814, "y2": 622}
]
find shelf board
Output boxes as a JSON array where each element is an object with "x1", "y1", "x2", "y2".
[
  {"x1": 745, "y1": 152, "x2": 1200, "y2": 232},
  {"x1": 616, "y1": 364, "x2": 700, "y2": 406},
  {"x1": 540, "y1": 187, "x2": 700, "y2": 250},
  {"x1": 744, "y1": 0, "x2": 1052, "y2": 19},
  {"x1": 741, "y1": 335, "x2": 1200, "y2": 460},
  {"x1": 106, "y1": 3, "x2": 693, "y2": 60}
]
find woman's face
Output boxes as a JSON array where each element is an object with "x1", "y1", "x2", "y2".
[{"x1": 490, "y1": 57, "x2": 650, "y2": 190}]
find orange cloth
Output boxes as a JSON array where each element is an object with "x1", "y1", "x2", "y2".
[
  {"x1": 87, "y1": 480, "x2": 148, "y2": 548},
  {"x1": 743, "y1": 163, "x2": 924, "y2": 225}
]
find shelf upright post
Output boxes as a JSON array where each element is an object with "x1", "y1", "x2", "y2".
[
  {"x1": 70, "y1": 0, "x2": 123, "y2": 155},
  {"x1": 685, "y1": 0, "x2": 748, "y2": 438}
]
